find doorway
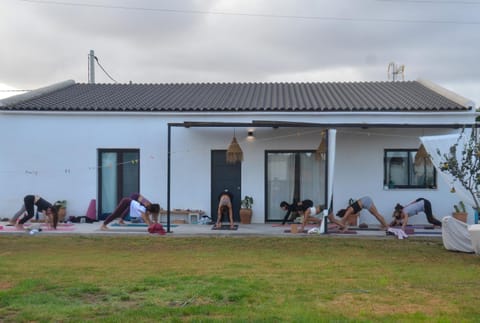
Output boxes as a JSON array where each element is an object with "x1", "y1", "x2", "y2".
[
  {"x1": 211, "y1": 150, "x2": 241, "y2": 222},
  {"x1": 98, "y1": 149, "x2": 140, "y2": 220}
]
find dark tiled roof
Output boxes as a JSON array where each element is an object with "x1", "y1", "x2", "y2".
[{"x1": 0, "y1": 80, "x2": 471, "y2": 112}]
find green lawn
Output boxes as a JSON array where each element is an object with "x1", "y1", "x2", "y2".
[{"x1": 0, "y1": 236, "x2": 478, "y2": 322}]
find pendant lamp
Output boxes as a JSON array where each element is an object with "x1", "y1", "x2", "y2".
[
  {"x1": 315, "y1": 130, "x2": 327, "y2": 161},
  {"x1": 414, "y1": 143, "x2": 431, "y2": 166},
  {"x1": 226, "y1": 132, "x2": 243, "y2": 164}
]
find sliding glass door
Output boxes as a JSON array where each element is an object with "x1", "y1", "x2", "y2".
[
  {"x1": 266, "y1": 151, "x2": 326, "y2": 222},
  {"x1": 98, "y1": 149, "x2": 140, "y2": 220}
]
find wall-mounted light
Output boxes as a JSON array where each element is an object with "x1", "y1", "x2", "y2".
[{"x1": 247, "y1": 129, "x2": 255, "y2": 141}]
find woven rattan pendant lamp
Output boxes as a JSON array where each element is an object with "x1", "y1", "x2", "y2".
[
  {"x1": 315, "y1": 130, "x2": 327, "y2": 161},
  {"x1": 226, "y1": 129, "x2": 243, "y2": 164},
  {"x1": 414, "y1": 143, "x2": 431, "y2": 166}
]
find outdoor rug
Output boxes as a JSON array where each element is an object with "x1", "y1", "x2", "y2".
[{"x1": 211, "y1": 224, "x2": 239, "y2": 230}]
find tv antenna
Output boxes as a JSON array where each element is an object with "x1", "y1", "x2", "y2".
[{"x1": 387, "y1": 62, "x2": 405, "y2": 81}]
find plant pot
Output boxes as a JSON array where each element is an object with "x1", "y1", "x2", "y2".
[
  {"x1": 453, "y1": 212, "x2": 468, "y2": 223},
  {"x1": 239, "y1": 208, "x2": 252, "y2": 224}
]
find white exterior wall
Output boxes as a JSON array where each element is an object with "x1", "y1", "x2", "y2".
[
  {"x1": 0, "y1": 110, "x2": 475, "y2": 224},
  {"x1": 333, "y1": 128, "x2": 463, "y2": 225}
]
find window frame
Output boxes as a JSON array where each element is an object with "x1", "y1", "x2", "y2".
[{"x1": 383, "y1": 148, "x2": 437, "y2": 189}]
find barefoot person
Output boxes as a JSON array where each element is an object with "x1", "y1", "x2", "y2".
[
  {"x1": 336, "y1": 196, "x2": 389, "y2": 231},
  {"x1": 216, "y1": 190, "x2": 234, "y2": 229},
  {"x1": 298, "y1": 199, "x2": 346, "y2": 232},
  {"x1": 100, "y1": 193, "x2": 160, "y2": 230},
  {"x1": 16, "y1": 195, "x2": 60, "y2": 230},
  {"x1": 392, "y1": 198, "x2": 442, "y2": 229}
]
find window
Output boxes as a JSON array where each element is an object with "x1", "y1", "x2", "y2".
[{"x1": 384, "y1": 149, "x2": 436, "y2": 189}]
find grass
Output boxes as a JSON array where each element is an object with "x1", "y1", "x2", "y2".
[{"x1": 0, "y1": 235, "x2": 479, "y2": 322}]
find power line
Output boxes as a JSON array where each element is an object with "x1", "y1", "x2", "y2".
[
  {"x1": 94, "y1": 56, "x2": 118, "y2": 83},
  {"x1": 18, "y1": 0, "x2": 480, "y2": 25}
]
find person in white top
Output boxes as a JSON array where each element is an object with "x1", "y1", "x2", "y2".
[{"x1": 129, "y1": 200, "x2": 153, "y2": 225}]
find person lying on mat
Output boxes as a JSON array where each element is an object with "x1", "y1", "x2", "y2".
[
  {"x1": 216, "y1": 190, "x2": 234, "y2": 229},
  {"x1": 15, "y1": 195, "x2": 60, "y2": 230},
  {"x1": 392, "y1": 198, "x2": 442, "y2": 230},
  {"x1": 298, "y1": 200, "x2": 346, "y2": 232},
  {"x1": 336, "y1": 196, "x2": 389, "y2": 232},
  {"x1": 100, "y1": 193, "x2": 160, "y2": 230}
]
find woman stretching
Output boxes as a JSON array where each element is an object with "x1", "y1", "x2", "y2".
[
  {"x1": 392, "y1": 198, "x2": 442, "y2": 229},
  {"x1": 16, "y1": 195, "x2": 59, "y2": 230},
  {"x1": 336, "y1": 196, "x2": 389, "y2": 231}
]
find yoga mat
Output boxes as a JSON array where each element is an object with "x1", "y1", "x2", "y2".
[
  {"x1": 328, "y1": 229, "x2": 357, "y2": 234},
  {"x1": 1, "y1": 226, "x2": 75, "y2": 232},
  {"x1": 111, "y1": 223, "x2": 148, "y2": 227},
  {"x1": 211, "y1": 224, "x2": 238, "y2": 230},
  {"x1": 110, "y1": 223, "x2": 178, "y2": 228}
]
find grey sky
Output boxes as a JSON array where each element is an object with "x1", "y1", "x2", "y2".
[{"x1": 0, "y1": 0, "x2": 478, "y2": 105}]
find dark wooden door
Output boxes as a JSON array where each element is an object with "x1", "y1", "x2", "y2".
[{"x1": 211, "y1": 150, "x2": 241, "y2": 222}]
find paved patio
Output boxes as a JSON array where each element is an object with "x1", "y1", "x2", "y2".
[{"x1": 0, "y1": 220, "x2": 442, "y2": 238}]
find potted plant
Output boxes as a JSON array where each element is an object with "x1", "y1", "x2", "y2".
[
  {"x1": 239, "y1": 196, "x2": 254, "y2": 224},
  {"x1": 453, "y1": 201, "x2": 468, "y2": 223}
]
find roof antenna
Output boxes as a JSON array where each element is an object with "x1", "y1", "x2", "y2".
[
  {"x1": 88, "y1": 50, "x2": 95, "y2": 84},
  {"x1": 387, "y1": 62, "x2": 405, "y2": 81}
]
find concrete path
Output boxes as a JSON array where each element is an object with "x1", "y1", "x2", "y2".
[{"x1": 0, "y1": 220, "x2": 442, "y2": 238}]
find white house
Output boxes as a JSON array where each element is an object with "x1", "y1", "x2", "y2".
[{"x1": 0, "y1": 79, "x2": 476, "y2": 228}]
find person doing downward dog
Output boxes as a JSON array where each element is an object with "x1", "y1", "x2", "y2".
[
  {"x1": 336, "y1": 196, "x2": 389, "y2": 231},
  {"x1": 216, "y1": 190, "x2": 234, "y2": 229},
  {"x1": 392, "y1": 198, "x2": 442, "y2": 229},
  {"x1": 100, "y1": 193, "x2": 160, "y2": 230},
  {"x1": 16, "y1": 195, "x2": 60, "y2": 230},
  {"x1": 128, "y1": 200, "x2": 153, "y2": 225}
]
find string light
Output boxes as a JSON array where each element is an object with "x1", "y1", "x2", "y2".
[{"x1": 1, "y1": 127, "x2": 455, "y2": 175}]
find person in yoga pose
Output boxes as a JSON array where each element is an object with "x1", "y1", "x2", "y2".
[
  {"x1": 100, "y1": 193, "x2": 160, "y2": 230},
  {"x1": 297, "y1": 199, "x2": 346, "y2": 232},
  {"x1": 279, "y1": 200, "x2": 300, "y2": 225},
  {"x1": 216, "y1": 190, "x2": 234, "y2": 229},
  {"x1": 391, "y1": 198, "x2": 442, "y2": 229},
  {"x1": 336, "y1": 196, "x2": 389, "y2": 231},
  {"x1": 15, "y1": 195, "x2": 60, "y2": 230}
]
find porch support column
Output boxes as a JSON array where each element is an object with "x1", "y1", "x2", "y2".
[
  {"x1": 324, "y1": 129, "x2": 337, "y2": 234},
  {"x1": 166, "y1": 124, "x2": 172, "y2": 233}
]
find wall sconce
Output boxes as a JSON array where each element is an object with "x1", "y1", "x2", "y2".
[{"x1": 247, "y1": 130, "x2": 255, "y2": 141}]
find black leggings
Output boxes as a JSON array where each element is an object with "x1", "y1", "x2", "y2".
[
  {"x1": 416, "y1": 198, "x2": 442, "y2": 226},
  {"x1": 19, "y1": 195, "x2": 36, "y2": 225}
]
